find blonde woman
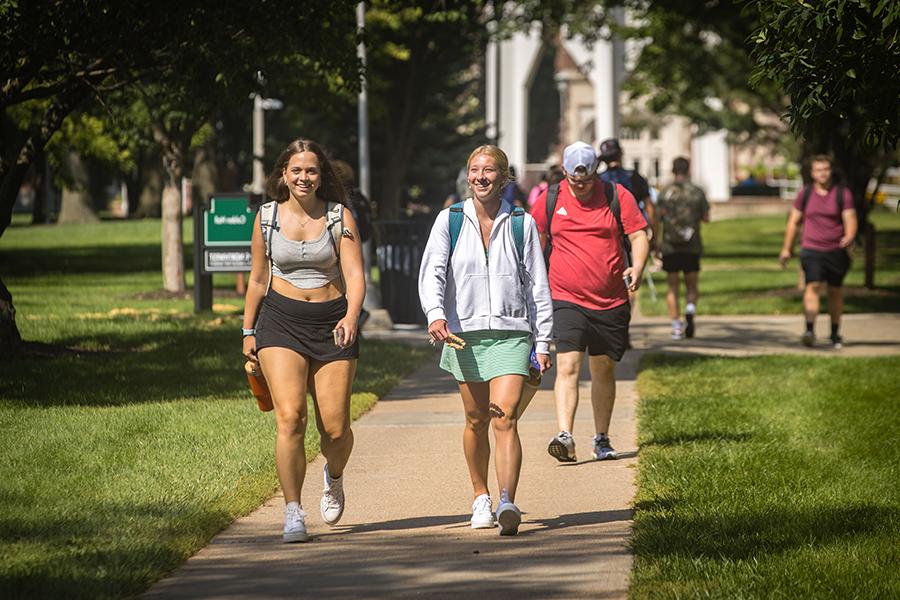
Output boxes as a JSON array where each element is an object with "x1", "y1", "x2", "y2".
[
  {"x1": 242, "y1": 139, "x2": 365, "y2": 542},
  {"x1": 418, "y1": 145, "x2": 553, "y2": 536}
]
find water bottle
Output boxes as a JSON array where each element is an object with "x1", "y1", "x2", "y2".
[{"x1": 244, "y1": 360, "x2": 273, "y2": 412}]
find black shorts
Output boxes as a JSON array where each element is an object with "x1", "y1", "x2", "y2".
[
  {"x1": 552, "y1": 300, "x2": 631, "y2": 361},
  {"x1": 255, "y1": 289, "x2": 359, "y2": 361},
  {"x1": 662, "y1": 252, "x2": 700, "y2": 273},
  {"x1": 801, "y1": 248, "x2": 850, "y2": 287}
]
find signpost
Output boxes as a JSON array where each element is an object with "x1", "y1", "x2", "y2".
[{"x1": 193, "y1": 193, "x2": 260, "y2": 312}]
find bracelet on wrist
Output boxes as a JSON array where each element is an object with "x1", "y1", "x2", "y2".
[{"x1": 241, "y1": 328, "x2": 256, "y2": 337}]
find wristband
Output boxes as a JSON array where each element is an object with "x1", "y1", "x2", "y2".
[{"x1": 241, "y1": 328, "x2": 256, "y2": 337}]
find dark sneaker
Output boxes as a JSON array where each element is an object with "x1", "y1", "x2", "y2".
[
  {"x1": 592, "y1": 434, "x2": 618, "y2": 461},
  {"x1": 801, "y1": 331, "x2": 815, "y2": 347},
  {"x1": 547, "y1": 431, "x2": 577, "y2": 462},
  {"x1": 685, "y1": 313, "x2": 695, "y2": 338},
  {"x1": 830, "y1": 335, "x2": 844, "y2": 349}
]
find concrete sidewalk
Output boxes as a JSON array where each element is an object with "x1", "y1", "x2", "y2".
[
  {"x1": 146, "y1": 350, "x2": 641, "y2": 599},
  {"x1": 145, "y1": 313, "x2": 899, "y2": 599}
]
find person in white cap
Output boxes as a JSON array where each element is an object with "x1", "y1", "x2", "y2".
[{"x1": 531, "y1": 141, "x2": 649, "y2": 463}]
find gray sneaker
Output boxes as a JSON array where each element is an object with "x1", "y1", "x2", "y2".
[
  {"x1": 801, "y1": 331, "x2": 815, "y2": 347},
  {"x1": 592, "y1": 434, "x2": 618, "y2": 461},
  {"x1": 548, "y1": 430, "x2": 577, "y2": 462},
  {"x1": 320, "y1": 465, "x2": 345, "y2": 526}
]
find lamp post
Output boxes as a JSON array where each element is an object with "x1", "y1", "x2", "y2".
[
  {"x1": 250, "y1": 94, "x2": 283, "y2": 195},
  {"x1": 357, "y1": 1, "x2": 381, "y2": 309}
]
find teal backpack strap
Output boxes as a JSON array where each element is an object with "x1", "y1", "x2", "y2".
[
  {"x1": 448, "y1": 201, "x2": 465, "y2": 255},
  {"x1": 511, "y1": 207, "x2": 525, "y2": 265}
]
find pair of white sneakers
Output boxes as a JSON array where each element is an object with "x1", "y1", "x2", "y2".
[
  {"x1": 471, "y1": 490, "x2": 521, "y2": 536},
  {"x1": 283, "y1": 464, "x2": 345, "y2": 543}
]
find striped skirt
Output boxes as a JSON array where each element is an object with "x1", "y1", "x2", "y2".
[{"x1": 439, "y1": 330, "x2": 532, "y2": 382}]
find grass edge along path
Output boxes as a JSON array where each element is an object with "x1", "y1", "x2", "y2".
[{"x1": 632, "y1": 353, "x2": 900, "y2": 599}]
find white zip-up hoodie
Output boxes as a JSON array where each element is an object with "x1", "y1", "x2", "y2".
[{"x1": 418, "y1": 199, "x2": 553, "y2": 354}]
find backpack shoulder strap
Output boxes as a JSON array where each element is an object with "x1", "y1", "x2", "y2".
[
  {"x1": 607, "y1": 181, "x2": 624, "y2": 236},
  {"x1": 545, "y1": 184, "x2": 560, "y2": 233},
  {"x1": 836, "y1": 184, "x2": 845, "y2": 218},
  {"x1": 259, "y1": 201, "x2": 278, "y2": 258},
  {"x1": 800, "y1": 185, "x2": 813, "y2": 214},
  {"x1": 511, "y1": 207, "x2": 525, "y2": 265},
  {"x1": 325, "y1": 201, "x2": 344, "y2": 256},
  {"x1": 448, "y1": 201, "x2": 465, "y2": 255}
]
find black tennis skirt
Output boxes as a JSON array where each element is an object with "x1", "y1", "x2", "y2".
[{"x1": 255, "y1": 289, "x2": 359, "y2": 361}]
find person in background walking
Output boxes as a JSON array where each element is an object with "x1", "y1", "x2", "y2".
[
  {"x1": 656, "y1": 157, "x2": 710, "y2": 340},
  {"x1": 532, "y1": 142, "x2": 648, "y2": 463},
  {"x1": 779, "y1": 154, "x2": 857, "y2": 348},
  {"x1": 242, "y1": 139, "x2": 366, "y2": 542},
  {"x1": 501, "y1": 165, "x2": 527, "y2": 208},
  {"x1": 419, "y1": 145, "x2": 553, "y2": 536}
]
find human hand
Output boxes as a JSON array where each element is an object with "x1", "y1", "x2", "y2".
[
  {"x1": 537, "y1": 352, "x2": 552, "y2": 373},
  {"x1": 778, "y1": 248, "x2": 791, "y2": 268},
  {"x1": 623, "y1": 266, "x2": 642, "y2": 292},
  {"x1": 839, "y1": 235, "x2": 854, "y2": 249},
  {"x1": 427, "y1": 319, "x2": 451, "y2": 343},
  {"x1": 334, "y1": 316, "x2": 358, "y2": 348},
  {"x1": 243, "y1": 335, "x2": 258, "y2": 363}
]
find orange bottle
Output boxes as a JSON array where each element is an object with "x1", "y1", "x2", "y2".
[{"x1": 244, "y1": 360, "x2": 273, "y2": 412}]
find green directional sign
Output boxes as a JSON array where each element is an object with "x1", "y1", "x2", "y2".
[{"x1": 204, "y1": 196, "x2": 255, "y2": 246}]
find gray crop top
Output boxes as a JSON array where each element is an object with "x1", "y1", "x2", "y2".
[{"x1": 270, "y1": 214, "x2": 341, "y2": 289}]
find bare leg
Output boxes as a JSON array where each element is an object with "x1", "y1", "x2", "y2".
[
  {"x1": 459, "y1": 381, "x2": 491, "y2": 499},
  {"x1": 309, "y1": 359, "x2": 357, "y2": 478},
  {"x1": 826, "y1": 284, "x2": 843, "y2": 328},
  {"x1": 803, "y1": 282, "x2": 823, "y2": 325},
  {"x1": 666, "y1": 272, "x2": 681, "y2": 321},
  {"x1": 554, "y1": 351, "x2": 584, "y2": 433},
  {"x1": 488, "y1": 375, "x2": 524, "y2": 502},
  {"x1": 588, "y1": 354, "x2": 616, "y2": 435},
  {"x1": 259, "y1": 347, "x2": 310, "y2": 505},
  {"x1": 684, "y1": 271, "x2": 699, "y2": 307}
]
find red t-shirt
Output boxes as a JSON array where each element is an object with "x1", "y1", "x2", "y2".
[
  {"x1": 532, "y1": 179, "x2": 647, "y2": 311},
  {"x1": 792, "y1": 186, "x2": 853, "y2": 251}
]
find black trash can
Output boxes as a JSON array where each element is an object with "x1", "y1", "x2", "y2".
[{"x1": 375, "y1": 219, "x2": 433, "y2": 325}]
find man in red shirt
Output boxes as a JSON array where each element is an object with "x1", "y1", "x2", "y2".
[
  {"x1": 532, "y1": 141, "x2": 649, "y2": 462},
  {"x1": 779, "y1": 155, "x2": 857, "y2": 348}
]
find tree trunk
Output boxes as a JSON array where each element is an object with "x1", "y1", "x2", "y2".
[
  {"x1": 57, "y1": 151, "x2": 100, "y2": 224},
  {"x1": 0, "y1": 277, "x2": 22, "y2": 356},
  {"x1": 157, "y1": 132, "x2": 185, "y2": 293},
  {"x1": 135, "y1": 151, "x2": 163, "y2": 218}
]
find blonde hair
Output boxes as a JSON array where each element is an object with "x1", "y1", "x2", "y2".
[{"x1": 467, "y1": 145, "x2": 513, "y2": 185}]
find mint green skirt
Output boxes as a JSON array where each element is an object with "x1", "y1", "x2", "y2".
[{"x1": 439, "y1": 330, "x2": 532, "y2": 382}]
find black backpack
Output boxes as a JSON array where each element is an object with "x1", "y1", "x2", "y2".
[
  {"x1": 347, "y1": 188, "x2": 374, "y2": 243},
  {"x1": 543, "y1": 180, "x2": 632, "y2": 272}
]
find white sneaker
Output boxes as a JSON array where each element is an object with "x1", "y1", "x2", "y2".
[
  {"x1": 592, "y1": 433, "x2": 619, "y2": 460},
  {"x1": 547, "y1": 430, "x2": 577, "y2": 462},
  {"x1": 496, "y1": 491, "x2": 521, "y2": 536},
  {"x1": 671, "y1": 320, "x2": 684, "y2": 340},
  {"x1": 283, "y1": 504, "x2": 310, "y2": 543},
  {"x1": 320, "y1": 465, "x2": 345, "y2": 526},
  {"x1": 470, "y1": 494, "x2": 495, "y2": 529}
]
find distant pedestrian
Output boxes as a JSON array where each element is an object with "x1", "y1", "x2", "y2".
[
  {"x1": 242, "y1": 139, "x2": 366, "y2": 543},
  {"x1": 779, "y1": 155, "x2": 857, "y2": 348},
  {"x1": 501, "y1": 166, "x2": 527, "y2": 208},
  {"x1": 598, "y1": 138, "x2": 655, "y2": 243},
  {"x1": 532, "y1": 141, "x2": 648, "y2": 464},
  {"x1": 656, "y1": 157, "x2": 710, "y2": 340},
  {"x1": 419, "y1": 145, "x2": 553, "y2": 536}
]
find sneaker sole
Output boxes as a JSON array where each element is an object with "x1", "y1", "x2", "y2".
[
  {"x1": 592, "y1": 450, "x2": 618, "y2": 461},
  {"x1": 497, "y1": 508, "x2": 521, "y2": 536},
  {"x1": 471, "y1": 518, "x2": 496, "y2": 529},
  {"x1": 547, "y1": 439, "x2": 576, "y2": 463},
  {"x1": 283, "y1": 531, "x2": 310, "y2": 543}
]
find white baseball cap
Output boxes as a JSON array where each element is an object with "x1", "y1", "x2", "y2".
[{"x1": 562, "y1": 141, "x2": 599, "y2": 175}]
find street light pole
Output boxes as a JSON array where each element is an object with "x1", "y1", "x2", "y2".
[
  {"x1": 252, "y1": 94, "x2": 265, "y2": 195},
  {"x1": 357, "y1": 1, "x2": 381, "y2": 310}
]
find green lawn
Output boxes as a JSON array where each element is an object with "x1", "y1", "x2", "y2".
[
  {"x1": 0, "y1": 217, "x2": 431, "y2": 599},
  {"x1": 640, "y1": 207, "x2": 900, "y2": 315},
  {"x1": 633, "y1": 354, "x2": 900, "y2": 599}
]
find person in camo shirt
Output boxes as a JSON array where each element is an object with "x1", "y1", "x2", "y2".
[{"x1": 656, "y1": 157, "x2": 710, "y2": 340}]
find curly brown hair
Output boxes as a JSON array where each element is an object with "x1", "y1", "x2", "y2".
[{"x1": 264, "y1": 139, "x2": 347, "y2": 207}]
